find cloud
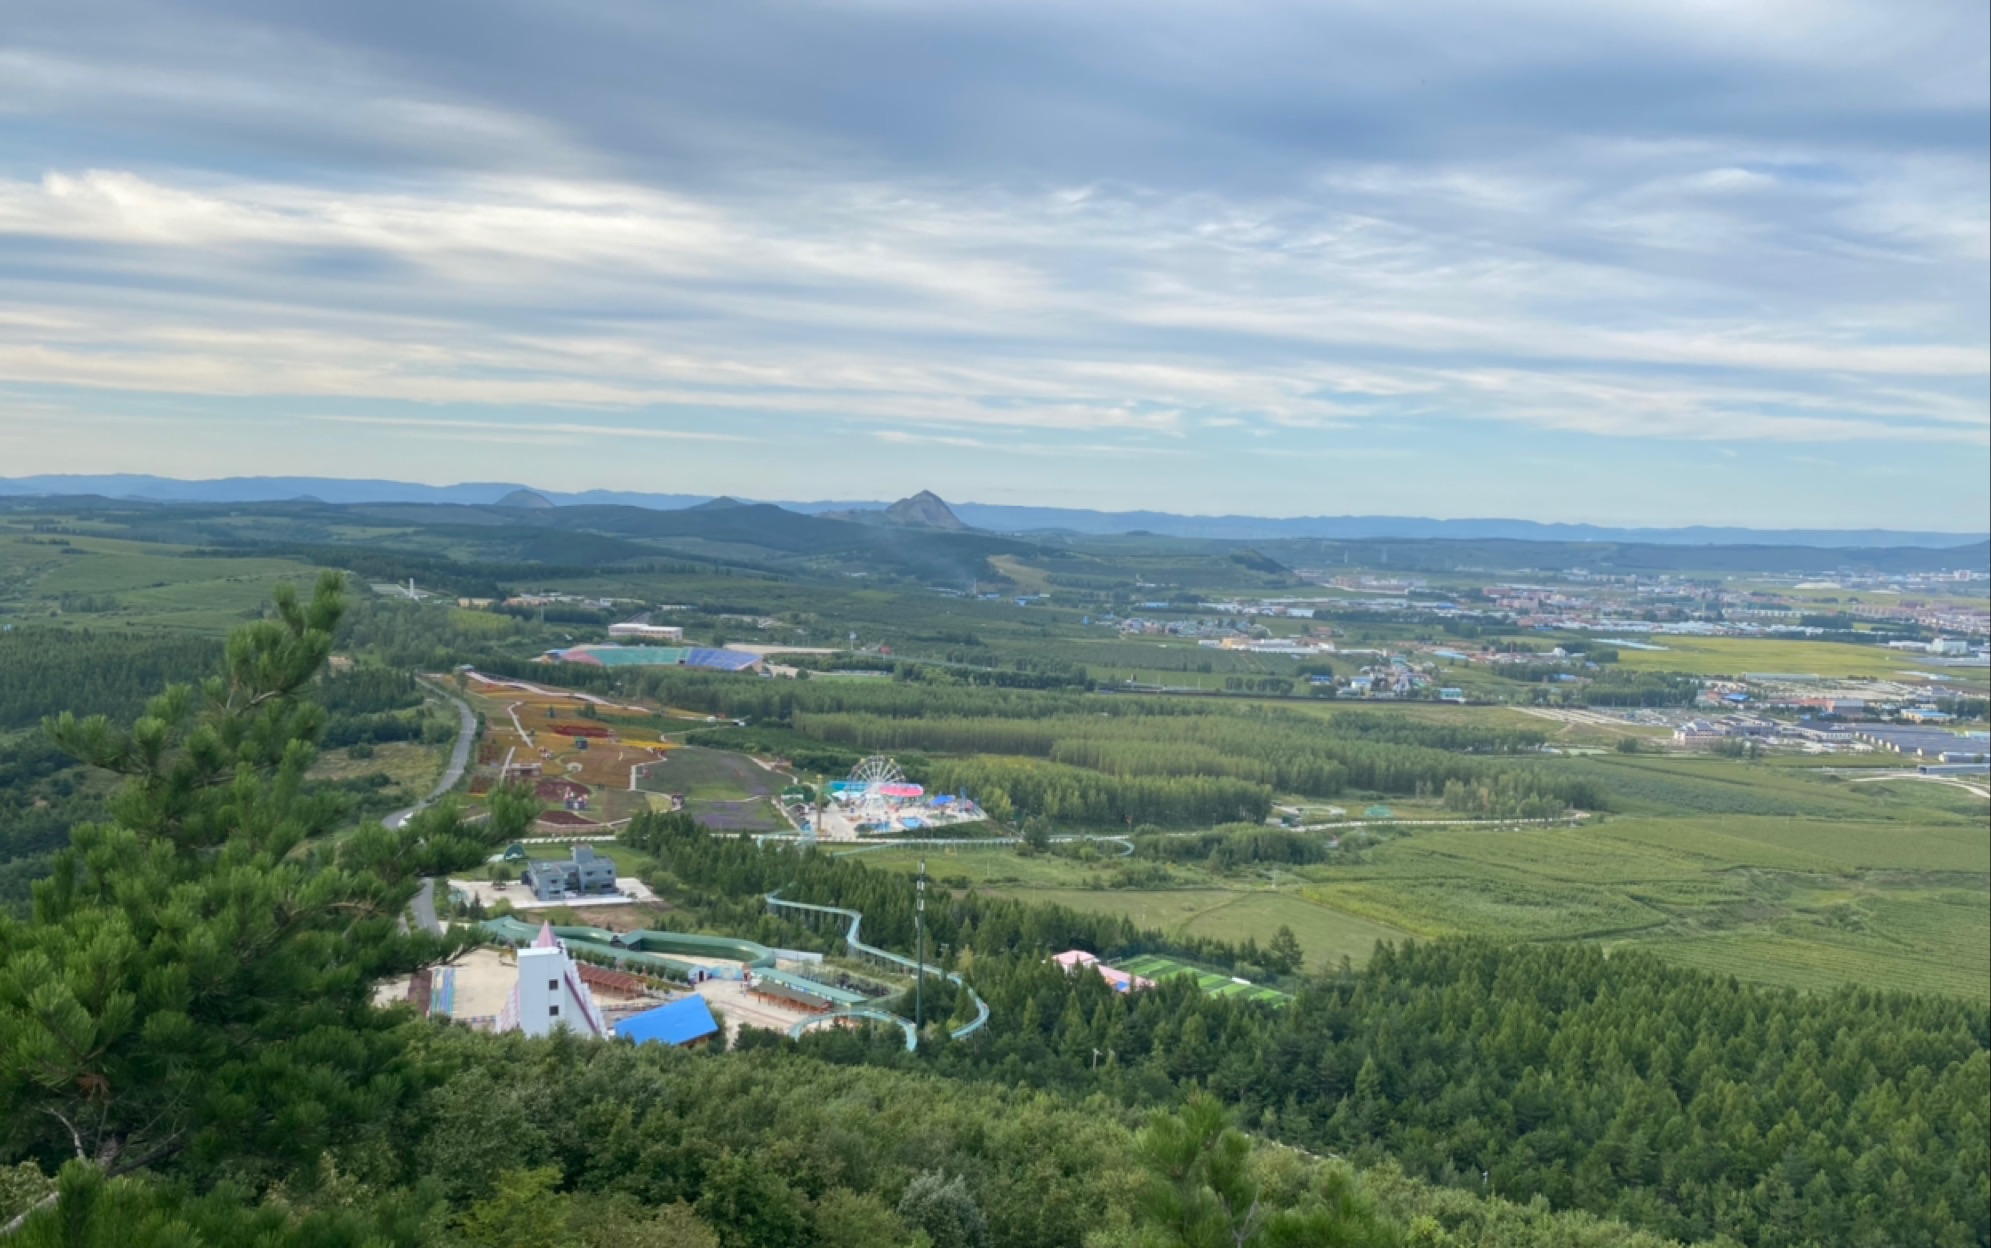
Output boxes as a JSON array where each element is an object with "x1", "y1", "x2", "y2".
[{"x1": 0, "y1": 0, "x2": 1983, "y2": 521}]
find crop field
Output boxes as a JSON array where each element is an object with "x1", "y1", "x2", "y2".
[
  {"x1": 0, "y1": 536, "x2": 328, "y2": 632},
  {"x1": 1609, "y1": 634, "x2": 1953, "y2": 680}
]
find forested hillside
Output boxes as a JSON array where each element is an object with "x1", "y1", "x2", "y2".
[
  {"x1": 626, "y1": 810, "x2": 1991, "y2": 1248},
  {"x1": 1, "y1": 578, "x2": 1719, "y2": 1248},
  {"x1": 0, "y1": 629, "x2": 224, "y2": 731}
]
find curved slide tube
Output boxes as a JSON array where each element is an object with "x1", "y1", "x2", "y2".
[
  {"x1": 764, "y1": 889, "x2": 990, "y2": 1049},
  {"x1": 481, "y1": 915, "x2": 778, "y2": 982}
]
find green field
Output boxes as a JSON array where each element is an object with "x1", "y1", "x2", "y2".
[
  {"x1": 1299, "y1": 806, "x2": 1990, "y2": 998},
  {"x1": 307, "y1": 740, "x2": 446, "y2": 794},
  {"x1": 862, "y1": 842, "x2": 1418, "y2": 973},
  {"x1": 866, "y1": 766, "x2": 1990, "y2": 1000},
  {"x1": 1611, "y1": 633, "x2": 1953, "y2": 680},
  {"x1": 1115, "y1": 953, "x2": 1290, "y2": 1003},
  {"x1": 635, "y1": 745, "x2": 783, "y2": 831},
  {"x1": 0, "y1": 534, "x2": 327, "y2": 632},
  {"x1": 534, "y1": 840, "x2": 651, "y2": 875}
]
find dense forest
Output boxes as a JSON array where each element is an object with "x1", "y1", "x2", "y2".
[
  {"x1": 0, "y1": 630, "x2": 228, "y2": 912},
  {"x1": 619, "y1": 812, "x2": 1991, "y2": 1248},
  {"x1": 0, "y1": 629, "x2": 224, "y2": 732}
]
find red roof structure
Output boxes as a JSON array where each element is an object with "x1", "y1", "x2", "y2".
[{"x1": 577, "y1": 964, "x2": 653, "y2": 996}]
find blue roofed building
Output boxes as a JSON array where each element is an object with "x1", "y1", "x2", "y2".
[{"x1": 615, "y1": 995, "x2": 721, "y2": 1048}]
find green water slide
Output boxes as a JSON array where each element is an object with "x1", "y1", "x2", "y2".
[
  {"x1": 763, "y1": 890, "x2": 989, "y2": 1048},
  {"x1": 479, "y1": 916, "x2": 779, "y2": 981}
]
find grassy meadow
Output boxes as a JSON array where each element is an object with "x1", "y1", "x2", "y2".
[{"x1": 862, "y1": 755, "x2": 1991, "y2": 999}]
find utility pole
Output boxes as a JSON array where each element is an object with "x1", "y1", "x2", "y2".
[{"x1": 915, "y1": 858, "x2": 927, "y2": 1030}]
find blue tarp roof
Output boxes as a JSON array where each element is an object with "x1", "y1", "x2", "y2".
[{"x1": 616, "y1": 995, "x2": 720, "y2": 1046}]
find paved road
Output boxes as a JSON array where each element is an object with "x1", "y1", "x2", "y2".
[
  {"x1": 384, "y1": 682, "x2": 478, "y2": 830},
  {"x1": 409, "y1": 878, "x2": 442, "y2": 935},
  {"x1": 389, "y1": 682, "x2": 477, "y2": 938}
]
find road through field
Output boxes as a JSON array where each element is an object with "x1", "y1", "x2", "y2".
[
  {"x1": 384, "y1": 682, "x2": 478, "y2": 830},
  {"x1": 1847, "y1": 771, "x2": 1991, "y2": 799}
]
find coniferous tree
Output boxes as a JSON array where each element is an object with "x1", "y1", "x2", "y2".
[{"x1": 0, "y1": 576, "x2": 503, "y2": 1232}]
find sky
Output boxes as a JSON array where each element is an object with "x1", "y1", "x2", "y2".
[{"x1": 1, "y1": 0, "x2": 1987, "y2": 529}]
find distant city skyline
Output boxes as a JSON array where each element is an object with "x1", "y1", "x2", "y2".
[{"x1": 2, "y1": 1, "x2": 1986, "y2": 528}]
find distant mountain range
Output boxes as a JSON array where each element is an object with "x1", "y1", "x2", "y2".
[{"x1": 1, "y1": 473, "x2": 1983, "y2": 549}]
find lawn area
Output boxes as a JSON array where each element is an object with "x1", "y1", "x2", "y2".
[
  {"x1": 634, "y1": 745, "x2": 772, "y2": 802},
  {"x1": 533, "y1": 841, "x2": 651, "y2": 875},
  {"x1": 634, "y1": 745, "x2": 784, "y2": 832}
]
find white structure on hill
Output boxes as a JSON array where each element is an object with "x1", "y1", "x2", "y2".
[
  {"x1": 496, "y1": 922, "x2": 608, "y2": 1039},
  {"x1": 609, "y1": 622, "x2": 685, "y2": 641}
]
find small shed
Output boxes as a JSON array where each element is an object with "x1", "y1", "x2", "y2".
[{"x1": 1362, "y1": 805, "x2": 1394, "y2": 819}]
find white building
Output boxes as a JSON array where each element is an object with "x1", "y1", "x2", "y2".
[
  {"x1": 495, "y1": 922, "x2": 609, "y2": 1039},
  {"x1": 1927, "y1": 638, "x2": 1970, "y2": 656},
  {"x1": 609, "y1": 622, "x2": 685, "y2": 642}
]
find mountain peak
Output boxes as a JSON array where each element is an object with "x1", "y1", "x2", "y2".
[
  {"x1": 495, "y1": 488, "x2": 555, "y2": 509},
  {"x1": 884, "y1": 490, "x2": 965, "y2": 530}
]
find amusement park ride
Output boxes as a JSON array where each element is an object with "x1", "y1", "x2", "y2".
[{"x1": 820, "y1": 755, "x2": 982, "y2": 836}]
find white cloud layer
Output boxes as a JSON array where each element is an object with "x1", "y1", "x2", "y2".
[{"x1": 0, "y1": 0, "x2": 1984, "y2": 521}]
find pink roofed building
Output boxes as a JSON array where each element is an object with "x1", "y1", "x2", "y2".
[{"x1": 1051, "y1": 949, "x2": 1154, "y2": 993}]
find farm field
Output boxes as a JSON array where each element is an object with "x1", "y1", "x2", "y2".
[
  {"x1": 0, "y1": 534, "x2": 327, "y2": 632},
  {"x1": 1611, "y1": 633, "x2": 1965, "y2": 681}
]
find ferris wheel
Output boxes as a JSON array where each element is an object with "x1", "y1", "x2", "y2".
[
  {"x1": 842, "y1": 756, "x2": 922, "y2": 828},
  {"x1": 849, "y1": 756, "x2": 909, "y2": 788}
]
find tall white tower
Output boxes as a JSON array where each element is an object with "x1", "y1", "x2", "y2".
[{"x1": 497, "y1": 922, "x2": 608, "y2": 1038}]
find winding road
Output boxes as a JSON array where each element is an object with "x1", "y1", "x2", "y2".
[
  {"x1": 386, "y1": 682, "x2": 478, "y2": 938},
  {"x1": 383, "y1": 681, "x2": 478, "y2": 831}
]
